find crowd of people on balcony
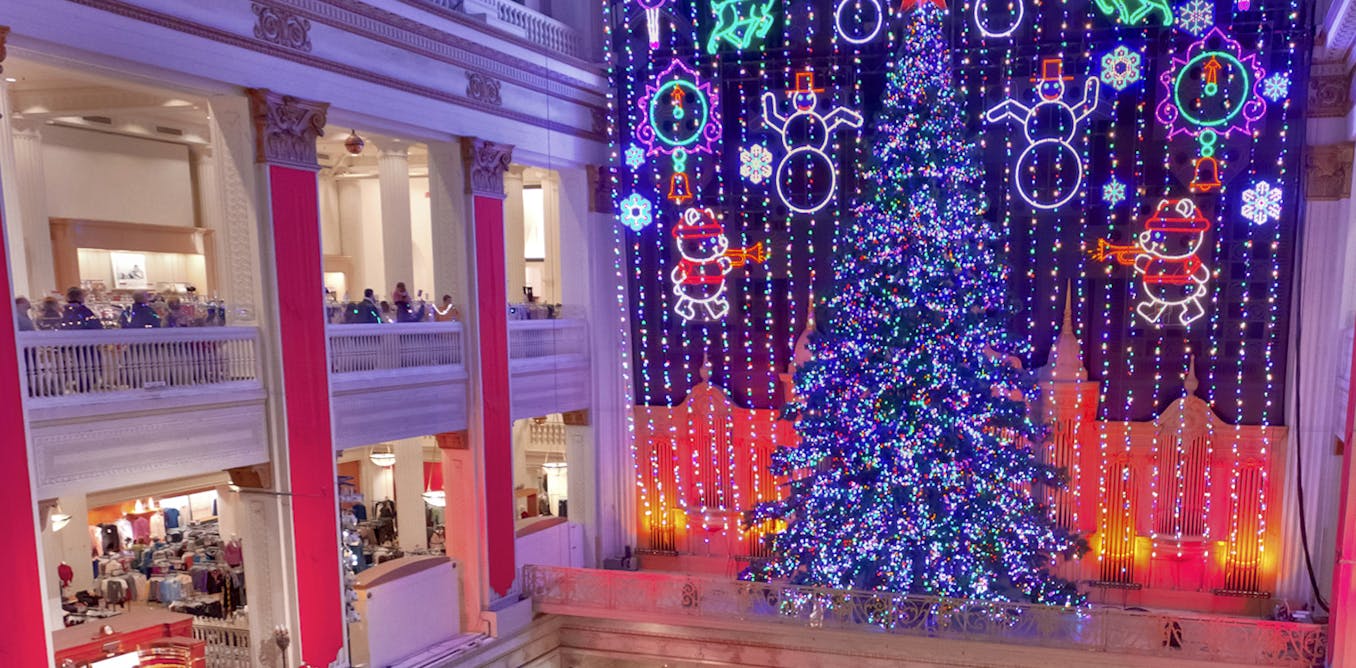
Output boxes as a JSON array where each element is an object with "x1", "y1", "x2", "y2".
[
  {"x1": 327, "y1": 282, "x2": 461, "y2": 325},
  {"x1": 13, "y1": 287, "x2": 228, "y2": 332}
]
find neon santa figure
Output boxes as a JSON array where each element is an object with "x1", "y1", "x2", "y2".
[
  {"x1": 985, "y1": 58, "x2": 1098, "y2": 211},
  {"x1": 1093, "y1": 198, "x2": 1212, "y2": 327},
  {"x1": 671, "y1": 207, "x2": 733, "y2": 322}
]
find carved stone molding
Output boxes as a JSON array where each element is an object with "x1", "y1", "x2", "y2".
[
  {"x1": 227, "y1": 463, "x2": 274, "y2": 490},
  {"x1": 1307, "y1": 61, "x2": 1353, "y2": 118},
  {"x1": 460, "y1": 138, "x2": 514, "y2": 198},
  {"x1": 1306, "y1": 142, "x2": 1355, "y2": 201},
  {"x1": 591, "y1": 108, "x2": 608, "y2": 136},
  {"x1": 252, "y1": 2, "x2": 312, "y2": 52},
  {"x1": 466, "y1": 71, "x2": 502, "y2": 107},
  {"x1": 587, "y1": 165, "x2": 614, "y2": 214},
  {"x1": 246, "y1": 89, "x2": 328, "y2": 170},
  {"x1": 562, "y1": 409, "x2": 591, "y2": 426}
]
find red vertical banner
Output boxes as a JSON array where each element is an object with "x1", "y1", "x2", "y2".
[
  {"x1": 248, "y1": 90, "x2": 342, "y2": 665},
  {"x1": 462, "y1": 138, "x2": 516, "y2": 597},
  {"x1": 473, "y1": 194, "x2": 515, "y2": 595},
  {"x1": 0, "y1": 151, "x2": 53, "y2": 668},
  {"x1": 268, "y1": 165, "x2": 343, "y2": 663}
]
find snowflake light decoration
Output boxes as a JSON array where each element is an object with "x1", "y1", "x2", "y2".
[
  {"x1": 1262, "y1": 72, "x2": 1291, "y2": 102},
  {"x1": 1177, "y1": 0, "x2": 1212, "y2": 36},
  {"x1": 618, "y1": 193, "x2": 654, "y2": 231},
  {"x1": 1103, "y1": 179, "x2": 1127, "y2": 206},
  {"x1": 739, "y1": 144, "x2": 774, "y2": 184},
  {"x1": 1240, "y1": 181, "x2": 1282, "y2": 225},
  {"x1": 1100, "y1": 45, "x2": 1142, "y2": 91},
  {"x1": 625, "y1": 144, "x2": 645, "y2": 170}
]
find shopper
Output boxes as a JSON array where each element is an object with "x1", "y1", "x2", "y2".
[
  {"x1": 348, "y1": 289, "x2": 381, "y2": 324},
  {"x1": 121, "y1": 291, "x2": 162, "y2": 329},
  {"x1": 433, "y1": 295, "x2": 458, "y2": 322},
  {"x1": 392, "y1": 282, "x2": 410, "y2": 312},
  {"x1": 14, "y1": 297, "x2": 34, "y2": 331},
  {"x1": 58, "y1": 288, "x2": 102, "y2": 330},
  {"x1": 35, "y1": 297, "x2": 62, "y2": 330},
  {"x1": 165, "y1": 298, "x2": 189, "y2": 327}
]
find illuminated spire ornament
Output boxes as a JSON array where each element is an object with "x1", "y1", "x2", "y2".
[{"x1": 745, "y1": 7, "x2": 1085, "y2": 607}]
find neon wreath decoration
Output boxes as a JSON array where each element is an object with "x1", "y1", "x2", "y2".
[
  {"x1": 835, "y1": 0, "x2": 885, "y2": 45},
  {"x1": 636, "y1": 59, "x2": 722, "y2": 158},
  {"x1": 973, "y1": 0, "x2": 1024, "y2": 39}
]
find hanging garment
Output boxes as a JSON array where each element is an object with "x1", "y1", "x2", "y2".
[
  {"x1": 100, "y1": 525, "x2": 121, "y2": 554},
  {"x1": 132, "y1": 516, "x2": 150, "y2": 541},
  {"x1": 163, "y1": 507, "x2": 180, "y2": 529},
  {"x1": 58, "y1": 563, "x2": 73, "y2": 588},
  {"x1": 114, "y1": 518, "x2": 134, "y2": 548},
  {"x1": 223, "y1": 539, "x2": 243, "y2": 567},
  {"x1": 149, "y1": 512, "x2": 166, "y2": 540},
  {"x1": 89, "y1": 525, "x2": 103, "y2": 557},
  {"x1": 374, "y1": 500, "x2": 396, "y2": 520}
]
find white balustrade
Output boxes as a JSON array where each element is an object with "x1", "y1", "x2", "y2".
[
  {"x1": 192, "y1": 615, "x2": 252, "y2": 668},
  {"x1": 436, "y1": 0, "x2": 582, "y2": 58},
  {"x1": 507, "y1": 319, "x2": 587, "y2": 362},
  {"x1": 327, "y1": 322, "x2": 464, "y2": 375},
  {"x1": 17, "y1": 328, "x2": 261, "y2": 402}
]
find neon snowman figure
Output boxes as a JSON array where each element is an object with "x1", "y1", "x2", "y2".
[
  {"x1": 761, "y1": 72, "x2": 863, "y2": 215},
  {"x1": 986, "y1": 58, "x2": 1099, "y2": 211},
  {"x1": 1092, "y1": 198, "x2": 1212, "y2": 327}
]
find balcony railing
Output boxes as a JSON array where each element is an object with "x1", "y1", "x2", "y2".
[
  {"x1": 18, "y1": 328, "x2": 261, "y2": 404},
  {"x1": 522, "y1": 566, "x2": 1327, "y2": 667},
  {"x1": 328, "y1": 322, "x2": 464, "y2": 375},
  {"x1": 419, "y1": 0, "x2": 582, "y2": 58},
  {"x1": 507, "y1": 318, "x2": 587, "y2": 363}
]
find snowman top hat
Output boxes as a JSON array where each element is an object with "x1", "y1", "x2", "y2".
[
  {"x1": 789, "y1": 71, "x2": 825, "y2": 94},
  {"x1": 1031, "y1": 57, "x2": 1074, "y2": 82},
  {"x1": 672, "y1": 207, "x2": 724, "y2": 239},
  {"x1": 1145, "y1": 198, "x2": 1210, "y2": 232}
]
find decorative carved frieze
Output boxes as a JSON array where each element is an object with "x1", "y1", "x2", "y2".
[
  {"x1": 562, "y1": 410, "x2": 591, "y2": 426},
  {"x1": 587, "y1": 164, "x2": 615, "y2": 214},
  {"x1": 1307, "y1": 60, "x2": 1353, "y2": 118},
  {"x1": 246, "y1": 89, "x2": 328, "y2": 170},
  {"x1": 466, "y1": 71, "x2": 503, "y2": 107},
  {"x1": 252, "y1": 2, "x2": 312, "y2": 52},
  {"x1": 460, "y1": 137, "x2": 514, "y2": 198},
  {"x1": 1305, "y1": 142, "x2": 1355, "y2": 201}
]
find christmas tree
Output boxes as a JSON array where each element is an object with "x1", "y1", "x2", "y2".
[{"x1": 745, "y1": 6, "x2": 1085, "y2": 607}]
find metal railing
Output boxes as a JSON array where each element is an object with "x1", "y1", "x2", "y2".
[
  {"x1": 327, "y1": 322, "x2": 464, "y2": 374},
  {"x1": 507, "y1": 319, "x2": 587, "y2": 362},
  {"x1": 522, "y1": 566, "x2": 1327, "y2": 667},
  {"x1": 17, "y1": 328, "x2": 261, "y2": 401},
  {"x1": 192, "y1": 615, "x2": 251, "y2": 668}
]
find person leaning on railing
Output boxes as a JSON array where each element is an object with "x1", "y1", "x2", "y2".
[
  {"x1": 14, "y1": 296, "x2": 34, "y2": 331},
  {"x1": 58, "y1": 288, "x2": 103, "y2": 330}
]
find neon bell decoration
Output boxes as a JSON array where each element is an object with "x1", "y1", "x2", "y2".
[
  {"x1": 986, "y1": 58, "x2": 1099, "y2": 211},
  {"x1": 761, "y1": 71, "x2": 863, "y2": 215}
]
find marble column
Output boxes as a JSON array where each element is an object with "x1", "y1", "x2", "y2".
[
  {"x1": 437, "y1": 431, "x2": 486, "y2": 633},
  {"x1": 540, "y1": 172, "x2": 562, "y2": 305},
  {"x1": 562, "y1": 410, "x2": 594, "y2": 566},
  {"x1": 205, "y1": 94, "x2": 265, "y2": 324},
  {"x1": 0, "y1": 25, "x2": 53, "y2": 667},
  {"x1": 379, "y1": 143, "x2": 413, "y2": 297},
  {"x1": 393, "y1": 438, "x2": 427, "y2": 551},
  {"x1": 460, "y1": 137, "x2": 516, "y2": 599},
  {"x1": 247, "y1": 88, "x2": 344, "y2": 668},
  {"x1": 0, "y1": 78, "x2": 28, "y2": 299},
  {"x1": 427, "y1": 141, "x2": 469, "y2": 309},
  {"x1": 10, "y1": 120, "x2": 54, "y2": 298},
  {"x1": 504, "y1": 166, "x2": 526, "y2": 303}
]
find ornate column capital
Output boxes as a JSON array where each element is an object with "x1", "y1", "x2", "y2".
[
  {"x1": 459, "y1": 137, "x2": 514, "y2": 199},
  {"x1": 246, "y1": 88, "x2": 327, "y2": 170},
  {"x1": 587, "y1": 164, "x2": 615, "y2": 214},
  {"x1": 377, "y1": 142, "x2": 409, "y2": 160},
  {"x1": 1305, "y1": 142, "x2": 1355, "y2": 201}
]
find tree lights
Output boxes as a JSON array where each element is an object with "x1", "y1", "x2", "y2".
[{"x1": 747, "y1": 7, "x2": 1084, "y2": 605}]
